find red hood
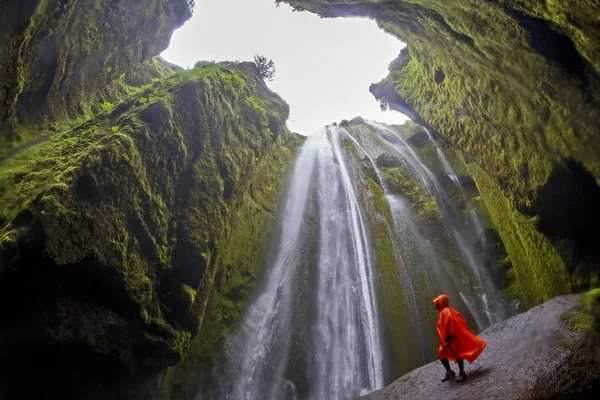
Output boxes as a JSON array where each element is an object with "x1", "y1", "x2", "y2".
[{"x1": 433, "y1": 294, "x2": 450, "y2": 311}]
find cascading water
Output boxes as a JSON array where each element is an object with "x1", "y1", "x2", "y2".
[
  {"x1": 363, "y1": 121, "x2": 512, "y2": 327},
  {"x1": 423, "y1": 125, "x2": 520, "y2": 319},
  {"x1": 312, "y1": 127, "x2": 383, "y2": 398},
  {"x1": 424, "y1": 128, "x2": 461, "y2": 186},
  {"x1": 211, "y1": 121, "x2": 514, "y2": 400},
  {"x1": 212, "y1": 135, "x2": 319, "y2": 400},
  {"x1": 337, "y1": 127, "x2": 437, "y2": 364},
  {"x1": 213, "y1": 127, "x2": 384, "y2": 400},
  {"x1": 423, "y1": 128, "x2": 499, "y2": 271}
]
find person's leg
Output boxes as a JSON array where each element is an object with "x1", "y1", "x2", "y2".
[
  {"x1": 456, "y1": 358, "x2": 467, "y2": 382},
  {"x1": 440, "y1": 358, "x2": 456, "y2": 382},
  {"x1": 440, "y1": 358, "x2": 451, "y2": 371}
]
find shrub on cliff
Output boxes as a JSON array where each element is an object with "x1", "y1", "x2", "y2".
[{"x1": 254, "y1": 54, "x2": 276, "y2": 81}]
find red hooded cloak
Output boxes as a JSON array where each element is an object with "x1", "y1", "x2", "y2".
[{"x1": 433, "y1": 294, "x2": 487, "y2": 363}]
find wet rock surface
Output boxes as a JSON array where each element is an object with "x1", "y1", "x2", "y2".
[{"x1": 359, "y1": 295, "x2": 583, "y2": 400}]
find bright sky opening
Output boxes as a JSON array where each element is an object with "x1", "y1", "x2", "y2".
[{"x1": 161, "y1": 0, "x2": 409, "y2": 135}]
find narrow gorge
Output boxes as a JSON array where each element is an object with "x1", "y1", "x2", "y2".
[{"x1": 0, "y1": 1, "x2": 599, "y2": 400}]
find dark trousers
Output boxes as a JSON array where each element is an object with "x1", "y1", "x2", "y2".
[{"x1": 441, "y1": 357, "x2": 464, "y2": 372}]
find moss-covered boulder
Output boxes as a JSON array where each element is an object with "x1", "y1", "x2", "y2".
[
  {"x1": 0, "y1": 61, "x2": 302, "y2": 399},
  {"x1": 281, "y1": 0, "x2": 600, "y2": 305}
]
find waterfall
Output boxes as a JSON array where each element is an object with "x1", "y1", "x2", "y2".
[
  {"x1": 211, "y1": 121, "x2": 513, "y2": 400},
  {"x1": 424, "y1": 128, "x2": 461, "y2": 187},
  {"x1": 213, "y1": 133, "x2": 319, "y2": 400},
  {"x1": 423, "y1": 129, "x2": 497, "y2": 270},
  {"x1": 422, "y1": 126, "x2": 514, "y2": 323},
  {"x1": 213, "y1": 127, "x2": 383, "y2": 400},
  {"x1": 335, "y1": 127, "x2": 430, "y2": 364},
  {"x1": 312, "y1": 127, "x2": 383, "y2": 397},
  {"x1": 364, "y1": 121, "x2": 510, "y2": 326}
]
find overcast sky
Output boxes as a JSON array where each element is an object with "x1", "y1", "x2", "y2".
[{"x1": 161, "y1": 0, "x2": 408, "y2": 135}]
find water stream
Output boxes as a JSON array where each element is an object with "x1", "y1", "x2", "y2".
[
  {"x1": 424, "y1": 128, "x2": 461, "y2": 186},
  {"x1": 213, "y1": 128, "x2": 383, "y2": 399},
  {"x1": 364, "y1": 121, "x2": 511, "y2": 326},
  {"x1": 211, "y1": 122, "x2": 513, "y2": 399}
]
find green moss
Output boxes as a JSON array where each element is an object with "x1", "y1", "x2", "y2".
[
  {"x1": 414, "y1": 142, "x2": 443, "y2": 175},
  {"x1": 245, "y1": 96, "x2": 272, "y2": 138},
  {"x1": 387, "y1": 0, "x2": 596, "y2": 204},
  {"x1": 0, "y1": 0, "x2": 192, "y2": 135},
  {"x1": 562, "y1": 289, "x2": 600, "y2": 332},
  {"x1": 467, "y1": 162, "x2": 571, "y2": 307},
  {"x1": 466, "y1": 196, "x2": 493, "y2": 229},
  {"x1": 379, "y1": 165, "x2": 440, "y2": 220},
  {"x1": 363, "y1": 169, "x2": 424, "y2": 376},
  {"x1": 101, "y1": 101, "x2": 115, "y2": 113},
  {"x1": 359, "y1": 0, "x2": 600, "y2": 208},
  {"x1": 153, "y1": 142, "x2": 300, "y2": 400},
  {"x1": 367, "y1": 187, "x2": 404, "y2": 339},
  {"x1": 0, "y1": 60, "x2": 299, "y2": 396}
]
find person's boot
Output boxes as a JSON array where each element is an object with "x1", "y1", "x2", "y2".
[
  {"x1": 456, "y1": 371, "x2": 467, "y2": 382},
  {"x1": 441, "y1": 370, "x2": 456, "y2": 382}
]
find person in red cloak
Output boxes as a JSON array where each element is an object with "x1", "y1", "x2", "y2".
[{"x1": 433, "y1": 294, "x2": 487, "y2": 382}]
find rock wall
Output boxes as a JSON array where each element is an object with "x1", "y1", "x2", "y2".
[
  {"x1": 0, "y1": 59, "x2": 301, "y2": 399},
  {"x1": 282, "y1": 0, "x2": 600, "y2": 306},
  {"x1": 0, "y1": 2, "x2": 303, "y2": 398},
  {"x1": 0, "y1": 0, "x2": 192, "y2": 139}
]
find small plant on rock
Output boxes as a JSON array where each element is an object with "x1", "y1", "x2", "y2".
[{"x1": 254, "y1": 54, "x2": 276, "y2": 82}]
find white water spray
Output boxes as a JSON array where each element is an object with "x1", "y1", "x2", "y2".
[{"x1": 214, "y1": 127, "x2": 384, "y2": 400}]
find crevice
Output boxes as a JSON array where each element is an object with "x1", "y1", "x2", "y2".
[
  {"x1": 501, "y1": 6, "x2": 594, "y2": 91},
  {"x1": 530, "y1": 158, "x2": 600, "y2": 286},
  {"x1": 434, "y1": 68, "x2": 445, "y2": 85}
]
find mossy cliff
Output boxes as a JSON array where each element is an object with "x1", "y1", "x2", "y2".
[
  {"x1": 0, "y1": 1, "x2": 304, "y2": 398},
  {"x1": 281, "y1": 0, "x2": 600, "y2": 306},
  {"x1": 149, "y1": 121, "x2": 300, "y2": 400},
  {"x1": 0, "y1": 60, "x2": 302, "y2": 399},
  {"x1": 0, "y1": 0, "x2": 192, "y2": 139}
]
